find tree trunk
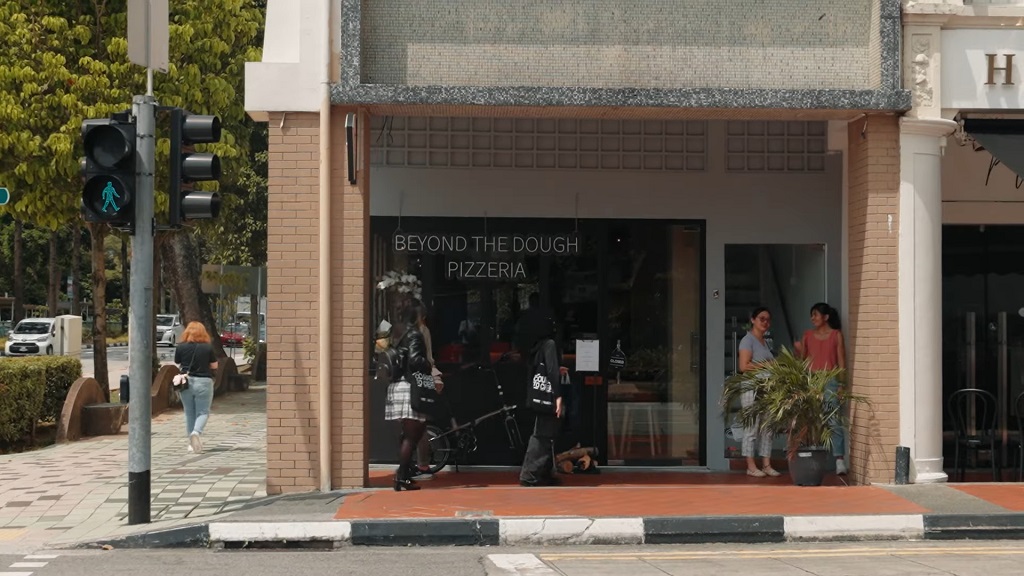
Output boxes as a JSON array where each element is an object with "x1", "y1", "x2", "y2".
[
  {"x1": 71, "y1": 225, "x2": 81, "y2": 316},
  {"x1": 89, "y1": 223, "x2": 110, "y2": 400},
  {"x1": 47, "y1": 229, "x2": 59, "y2": 317},
  {"x1": 13, "y1": 220, "x2": 24, "y2": 323},
  {"x1": 120, "y1": 235, "x2": 129, "y2": 334},
  {"x1": 160, "y1": 230, "x2": 226, "y2": 358}
]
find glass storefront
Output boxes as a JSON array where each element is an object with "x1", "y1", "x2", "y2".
[
  {"x1": 942, "y1": 225, "x2": 1024, "y2": 468},
  {"x1": 368, "y1": 217, "x2": 705, "y2": 466}
]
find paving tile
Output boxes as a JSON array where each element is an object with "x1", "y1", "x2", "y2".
[{"x1": 0, "y1": 386, "x2": 268, "y2": 552}]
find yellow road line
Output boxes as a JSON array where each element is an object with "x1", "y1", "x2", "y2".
[
  {"x1": 543, "y1": 546, "x2": 1023, "y2": 561},
  {"x1": 0, "y1": 529, "x2": 26, "y2": 541}
]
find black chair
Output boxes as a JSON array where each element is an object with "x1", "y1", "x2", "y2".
[{"x1": 947, "y1": 388, "x2": 1001, "y2": 482}]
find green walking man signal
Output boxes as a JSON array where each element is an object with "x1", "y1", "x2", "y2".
[
  {"x1": 102, "y1": 181, "x2": 121, "y2": 213},
  {"x1": 80, "y1": 115, "x2": 136, "y2": 227}
]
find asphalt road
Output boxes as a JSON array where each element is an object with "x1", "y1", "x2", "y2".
[
  {"x1": 4, "y1": 541, "x2": 1024, "y2": 576},
  {"x1": 75, "y1": 345, "x2": 244, "y2": 390}
]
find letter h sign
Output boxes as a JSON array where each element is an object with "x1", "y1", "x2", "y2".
[{"x1": 986, "y1": 53, "x2": 1014, "y2": 85}]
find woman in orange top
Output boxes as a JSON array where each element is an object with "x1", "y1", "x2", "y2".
[{"x1": 793, "y1": 303, "x2": 848, "y2": 475}]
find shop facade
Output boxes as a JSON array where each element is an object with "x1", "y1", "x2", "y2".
[
  {"x1": 245, "y1": 0, "x2": 913, "y2": 493},
  {"x1": 906, "y1": 0, "x2": 1024, "y2": 476}
]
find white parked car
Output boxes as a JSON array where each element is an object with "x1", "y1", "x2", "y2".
[
  {"x1": 156, "y1": 314, "x2": 184, "y2": 347},
  {"x1": 4, "y1": 318, "x2": 58, "y2": 356}
]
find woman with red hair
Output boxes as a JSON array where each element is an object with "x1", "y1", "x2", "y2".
[{"x1": 175, "y1": 321, "x2": 218, "y2": 454}]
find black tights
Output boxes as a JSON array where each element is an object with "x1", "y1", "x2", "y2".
[{"x1": 398, "y1": 419, "x2": 427, "y2": 479}]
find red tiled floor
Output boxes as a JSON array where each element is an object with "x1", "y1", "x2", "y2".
[
  {"x1": 338, "y1": 470, "x2": 929, "y2": 519},
  {"x1": 951, "y1": 484, "x2": 1024, "y2": 511}
]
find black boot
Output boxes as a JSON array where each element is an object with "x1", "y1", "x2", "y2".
[{"x1": 394, "y1": 472, "x2": 420, "y2": 491}]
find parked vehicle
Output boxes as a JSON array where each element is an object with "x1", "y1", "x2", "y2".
[
  {"x1": 156, "y1": 314, "x2": 184, "y2": 347},
  {"x1": 219, "y1": 322, "x2": 249, "y2": 347},
  {"x1": 4, "y1": 318, "x2": 58, "y2": 356}
]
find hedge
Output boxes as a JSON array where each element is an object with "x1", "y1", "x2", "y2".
[
  {"x1": 36, "y1": 357, "x2": 84, "y2": 422},
  {"x1": 0, "y1": 361, "x2": 46, "y2": 443},
  {"x1": 0, "y1": 356, "x2": 82, "y2": 429}
]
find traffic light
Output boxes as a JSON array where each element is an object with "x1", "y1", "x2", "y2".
[
  {"x1": 169, "y1": 108, "x2": 222, "y2": 227},
  {"x1": 81, "y1": 115, "x2": 136, "y2": 226}
]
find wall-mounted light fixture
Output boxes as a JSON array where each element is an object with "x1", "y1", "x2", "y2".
[{"x1": 346, "y1": 113, "x2": 356, "y2": 185}]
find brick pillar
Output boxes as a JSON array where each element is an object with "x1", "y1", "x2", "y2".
[
  {"x1": 330, "y1": 108, "x2": 371, "y2": 489},
  {"x1": 265, "y1": 112, "x2": 322, "y2": 494},
  {"x1": 846, "y1": 115, "x2": 901, "y2": 485}
]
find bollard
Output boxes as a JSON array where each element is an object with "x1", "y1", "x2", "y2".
[
  {"x1": 120, "y1": 374, "x2": 130, "y2": 404},
  {"x1": 895, "y1": 445, "x2": 910, "y2": 484}
]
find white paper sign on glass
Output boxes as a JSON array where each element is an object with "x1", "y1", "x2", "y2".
[{"x1": 575, "y1": 339, "x2": 600, "y2": 372}]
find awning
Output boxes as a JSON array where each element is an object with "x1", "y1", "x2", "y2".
[{"x1": 963, "y1": 118, "x2": 1024, "y2": 179}]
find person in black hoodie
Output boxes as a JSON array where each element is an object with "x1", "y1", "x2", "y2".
[
  {"x1": 384, "y1": 300, "x2": 433, "y2": 491},
  {"x1": 519, "y1": 313, "x2": 564, "y2": 487}
]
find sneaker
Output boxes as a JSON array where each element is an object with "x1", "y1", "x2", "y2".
[
  {"x1": 746, "y1": 468, "x2": 767, "y2": 478},
  {"x1": 836, "y1": 458, "x2": 848, "y2": 475},
  {"x1": 189, "y1": 432, "x2": 203, "y2": 454},
  {"x1": 187, "y1": 444, "x2": 194, "y2": 453},
  {"x1": 762, "y1": 466, "x2": 782, "y2": 477}
]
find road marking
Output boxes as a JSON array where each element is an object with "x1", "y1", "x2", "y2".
[
  {"x1": 543, "y1": 545, "x2": 1024, "y2": 561},
  {"x1": 10, "y1": 563, "x2": 46, "y2": 568},
  {"x1": 485, "y1": 554, "x2": 558, "y2": 575},
  {"x1": 0, "y1": 572, "x2": 34, "y2": 576},
  {"x1": 22, "y1": 556, "x2": 56, "y2": 560}
]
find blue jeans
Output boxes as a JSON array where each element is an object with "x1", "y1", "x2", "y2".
[
  {"x1": 825, "y1": 378, "x2": 846, "y2": 458},
  {"x1": 180, "y1": 376, "x2": 214, "y2": 436}
]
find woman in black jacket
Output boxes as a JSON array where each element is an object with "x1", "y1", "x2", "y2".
[{"x1": 384, "y1": 300, "x2": 433, "y2": 491}]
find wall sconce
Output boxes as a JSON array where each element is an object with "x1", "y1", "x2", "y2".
[{"x1": 346, "y1": 113, "x2": 356, "y2": 185}]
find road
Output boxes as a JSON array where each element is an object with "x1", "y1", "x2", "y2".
[
  {"x1": 1, "y1": 541, "x2": 1022, "y2": 576},
  {"x1": 77, "y1": 344, "x2": 245, "y2": 390}
]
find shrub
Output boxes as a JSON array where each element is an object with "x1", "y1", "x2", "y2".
[
  {"x1": 0, "y1": 361, "x2": 46, "y2": 443},
  {"x1": 33, "y1": 357, "x2": 84, "y2": 423}
]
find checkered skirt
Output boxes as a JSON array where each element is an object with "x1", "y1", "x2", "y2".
[{"x1": 384, "y1": 378, "x2": 426, "y2": 422}]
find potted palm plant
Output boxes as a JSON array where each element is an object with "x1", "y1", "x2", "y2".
[{"x1": 722, "y1": 348, "x2": 866, "y2": 486}]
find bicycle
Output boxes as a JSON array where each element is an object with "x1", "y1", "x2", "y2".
[{"x1": 423, "y1": 363, "x2": 524, "y2": 473}]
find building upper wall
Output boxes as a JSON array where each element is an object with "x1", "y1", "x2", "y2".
[
  {"x1": 245, "y1": 0, "x2": 910, "y2": 117},
  {"x1": 361, "y1": 0, "x2": 881, "y2": 91}
]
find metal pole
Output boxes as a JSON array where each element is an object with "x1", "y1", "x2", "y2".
[{"x1": 128, "y1": 93, "x2": 156, "y2": 525}]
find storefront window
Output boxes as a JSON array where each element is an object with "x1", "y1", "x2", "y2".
[{"x1": 368, "y1": 217, "x2": 705, "y2": 467}]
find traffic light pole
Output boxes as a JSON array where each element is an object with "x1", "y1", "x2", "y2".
[{"x1": 128, "y1": 93, "x2": 156, "y2": 525}]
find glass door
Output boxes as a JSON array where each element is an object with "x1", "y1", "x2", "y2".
[
  {"x1": 604, "y1": 223, "x2": 703, "y2": 466},
  {"x1": 943, "y1": 225, "x2": 1024, "y2": 475},
  {"x1": 722, "y1": 244, "x2": 827, "y2": 458}
]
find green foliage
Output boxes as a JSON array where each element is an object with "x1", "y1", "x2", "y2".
[
  {"x1": 721, "y1": 348, "x2": 866, "y2": 456},
  {"x1": 0, "y1": 0, "x2": 266, "y2": 327},
  {"x1": 27, "y1": 356, "x2": 83, "y2": 423},
  {"x1": 242, "y1": 336, "x2": 263, "y2": 363},
  {"x1": 0, "y1": 359, "x2": 46, "y2": 443}
]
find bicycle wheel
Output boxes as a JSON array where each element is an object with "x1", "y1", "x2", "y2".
[{"x1": 425, "y1": 424, "x2": 452, "y2": 474}]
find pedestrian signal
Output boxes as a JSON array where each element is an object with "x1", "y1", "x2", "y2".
[{"x1": 80, "y1": 116, "x2": 136, "y2": 226}]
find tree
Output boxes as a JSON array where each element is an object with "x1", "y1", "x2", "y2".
[{"x1": 0, "y1": 0, "x2": 266, "y2": 375}]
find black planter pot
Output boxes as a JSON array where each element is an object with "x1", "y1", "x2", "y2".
[{"x1": 789, "y1": 448, "x2": 829, "y2": 486}]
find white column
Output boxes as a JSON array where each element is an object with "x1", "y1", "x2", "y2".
[{"x1": 898, "y1": 117, "x2": 956, "y2": 484}]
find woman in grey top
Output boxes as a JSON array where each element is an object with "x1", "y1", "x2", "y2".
[{"x1": 737, "y1": 306, "x2": 780, "y2": 478}]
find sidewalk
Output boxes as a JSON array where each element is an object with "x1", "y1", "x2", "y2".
[
  {"x1": 204, "y1": 469, "x2": 1024, "y2": 548},
  {"x1": 0, "y1": 385, "x2": 267, "y2": 554},
  {"x1": 5, "y1": 386, "x2": 1024, "y2": 552}
]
